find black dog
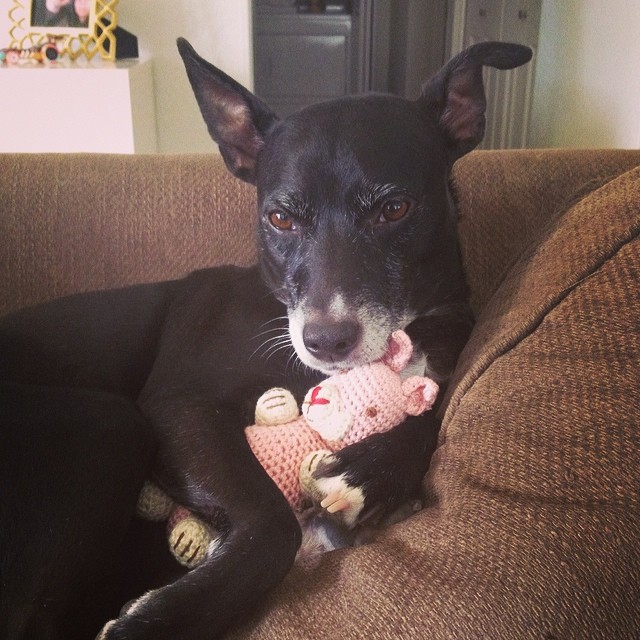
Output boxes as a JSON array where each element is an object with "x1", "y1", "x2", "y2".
[{"x1": 0, "y1": 40, "x2": 531, "y2": 639}]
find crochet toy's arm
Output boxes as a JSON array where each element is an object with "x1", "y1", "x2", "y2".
[{"x1": 254, "y1": 387, "x2": 300, "y2": 425}]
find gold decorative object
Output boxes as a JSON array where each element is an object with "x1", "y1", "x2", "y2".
[{"x1": 7, "y1": 0, "x2": 119, "y2": 61}]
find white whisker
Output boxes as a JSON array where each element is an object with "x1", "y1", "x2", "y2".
[
  {"x1": 263, "y1": 341, "x2": 294, "y2": 362},
  {"x1": 258, "y1": 315, "x2": 289, "y2": 329},
  {"x1": 249, "y1": 321, "x2": 296, "y2": 363},
  {"x1": 253, "y1": 326, "x2": 289, "y2": 340}
]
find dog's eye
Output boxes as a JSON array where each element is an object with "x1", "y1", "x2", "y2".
[
  {"x1": 268, "y1": 210, "x2": 296, "y2": 231},
  {"x1": 378, "y1": 198, "x2": 411, "y2": 224}
]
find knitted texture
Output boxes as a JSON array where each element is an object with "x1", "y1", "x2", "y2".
[
  {"x1": 245, "y1": 419, "x2": 327, "y2": 510},
  {"x1": 135, "y1": 480, "x2": 174, "y2": 521},
  {"x1": 167, "y1": 506, "x2": 219, "y2": 568},
  {"x1": 245, "y1": 330, "x2": 438, "y2": 510}
]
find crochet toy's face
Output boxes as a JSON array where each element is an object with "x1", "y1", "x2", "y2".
[{"x1": 301, "y1": 383, "x2": 353, "y2": 442}]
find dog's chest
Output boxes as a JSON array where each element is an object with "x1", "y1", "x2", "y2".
[{"x1": 401, "y1": 351, "x2": 428, "y2": 380}]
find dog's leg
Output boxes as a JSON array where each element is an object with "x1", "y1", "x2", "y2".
[
  {"x1": 0, "y1": 382, "x2": 153, "y2": 640},
  {"x1": 312, "y1": 412, "x2": 440, "y2": 527},
  {"x1": 97, "y1": 403, "x2": 301, "y2": 640}
]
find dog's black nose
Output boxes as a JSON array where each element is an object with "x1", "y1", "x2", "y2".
[{"x1": 303, "y1": 320, "x2": 360, "y2": 362}]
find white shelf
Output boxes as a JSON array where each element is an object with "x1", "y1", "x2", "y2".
[{"x1": 0, "y1": 58, "x2": 157, "y2": 153}]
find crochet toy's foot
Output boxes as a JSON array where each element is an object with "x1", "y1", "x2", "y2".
[
  {"x1": 135, "y1": 481, "x2": 175, "y2": 521},
  {"x1": 168, "y1": 516, "x2": 222, "y2": 568}
]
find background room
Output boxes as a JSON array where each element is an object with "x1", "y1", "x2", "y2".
[{"x1": 1, "y1": 0, "x2": 639, "y2": 154}]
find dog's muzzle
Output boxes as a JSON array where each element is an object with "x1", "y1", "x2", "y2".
[
  {"x1": 301, "y1": 318, "x2": 361, "y2": 363},
  {"x1": 288, "y1": 296, "x2": 408, "y2": 374}
]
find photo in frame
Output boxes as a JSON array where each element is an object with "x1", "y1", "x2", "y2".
[{"x1": 7, "y1": 0, "x2": 118, "y2": 61}]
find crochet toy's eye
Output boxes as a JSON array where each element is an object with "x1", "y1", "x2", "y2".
[
  {"x1": 268, "y1": 210, "x2": 296, "y2": 231},
  {"x1": 377, "y1": 198, "x2": 412, "y2": 224}
]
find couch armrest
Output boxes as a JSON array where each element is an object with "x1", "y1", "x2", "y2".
[
  {"x1": 451, "y1": 148, "x2": 640, "y2": 314},
  {"x1": 0, "y1": 153, "x2": 256, "y2": 315}
]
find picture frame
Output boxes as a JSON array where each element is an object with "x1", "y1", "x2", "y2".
[{"x1": 7, "y1": 0, "x2": 119, "y2": 61}]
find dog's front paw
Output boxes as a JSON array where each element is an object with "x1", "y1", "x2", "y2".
[
  {"x1": 96, "y1": 619, "x2": 116, "y2": 640},
  {"x1": 300, "y1": 449, "x2": 366, "y2": 527},
  {"x1": 95, "y1": 590, "x2": 160, "y2": 640},
  {"x1": 313, "y1": 460, "x2": 366, "y2": 528},
  {"x1": 312, "y1": 428, "x2": 428, "y2": 528}
]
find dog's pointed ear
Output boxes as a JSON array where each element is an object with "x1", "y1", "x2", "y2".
[
  {"x1": 177, "y1": 38, "x2": 278, "y2": 184},
  {"x1": 420, "y1": 41, "x2": 532, "y2": 159}
]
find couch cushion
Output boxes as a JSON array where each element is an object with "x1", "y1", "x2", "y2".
[
  {"x1": 0, "y1": 154, "x2": 257, "y2": 314},
  {"x1": 452, "y1": 148, "x2": 640, "y2": 315},
  {"x1": 229, "y1": 165, "x2": 640, "y2": 639}
]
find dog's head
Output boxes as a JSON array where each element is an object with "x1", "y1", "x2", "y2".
[{"x1": 178, "y1": 39, "x2": 531, "y2": 374}]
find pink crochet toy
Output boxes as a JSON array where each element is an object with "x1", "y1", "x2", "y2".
[
  {"x1": 136, "y1": 329, "x2": 438, "y2": 568},
  {"x1": 246, "y1": 329, "x2": 439, "y2": 511}
]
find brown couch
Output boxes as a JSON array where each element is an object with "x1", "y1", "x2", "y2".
[{"x1": 1, "y1": 149, "x2": 639, "y2": 638}]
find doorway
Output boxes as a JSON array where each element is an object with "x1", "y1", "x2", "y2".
[{"x1": 252, "y1": 0, "x2": 448, "y2": 117}]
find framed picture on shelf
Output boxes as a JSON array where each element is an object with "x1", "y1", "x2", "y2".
[{"x1": 6, "y1": 0, "x2": 119, "y2": 61}]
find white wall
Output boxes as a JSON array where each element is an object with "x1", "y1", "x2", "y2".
[
  {"x1": 0, "y1": 0, "x2": 253, "y2": 153},
  {"x1": 530, "y1": 0, "x2": 640, "y2": 149},
  {"x1": 118, "y1": 0, "x2": 253, "y2": 153},
  {"x1": 5, "y1": 1, "x2": 639, "y2": 152}
]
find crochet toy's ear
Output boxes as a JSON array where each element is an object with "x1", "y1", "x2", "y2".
[
  {"x1": 402, "y1": 376, "x2": 440, "y2": 416},
  {"x1": 383, "y1": 330, "x2": 414, "y2": 372}
]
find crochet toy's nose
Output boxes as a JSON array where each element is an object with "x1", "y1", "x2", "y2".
[{"x1": 302, "y1": 319, "x2": 360, "y2": 362}]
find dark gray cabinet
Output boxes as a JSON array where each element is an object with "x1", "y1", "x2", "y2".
[
  {"x1": 253, "y1": 2, "x2": 355, "y2": 116},
  {"x1": 253, "y1": 0, "x2": 448, "y2": 117},
  {"x1": 254, "y1": 1, "x2": 539, "y2": 148}
]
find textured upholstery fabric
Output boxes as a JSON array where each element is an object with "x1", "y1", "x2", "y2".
[
  {"x1": 1, "y1": 150, "x2": 639, "y2": 639},
  {"x1": 0, "y1": 154, "x2": 256, "y2": 315},
  {"x1": 452, "y1": 148, "x2": 640, "y2": 314}
]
